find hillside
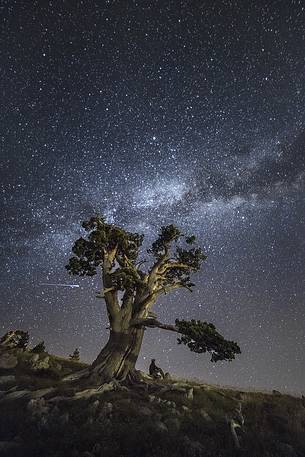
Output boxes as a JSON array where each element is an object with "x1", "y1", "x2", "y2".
[{"x1": 0, "y1": 344, "x2": 304, "y2": 457}]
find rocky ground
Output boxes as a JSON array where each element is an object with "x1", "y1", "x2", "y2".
[{"x1": 0, "y1": 344, "x2": 305, "y2": 457}]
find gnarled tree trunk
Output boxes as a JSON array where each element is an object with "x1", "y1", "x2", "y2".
[{"x1": 89, "y1": 327, "x2": 144, "y2": 383}]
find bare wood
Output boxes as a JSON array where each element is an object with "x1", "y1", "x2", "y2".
[{"x1": 130, "y1": 317, "x2": 178, "y2": 333}]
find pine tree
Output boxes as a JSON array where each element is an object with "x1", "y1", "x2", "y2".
[
  {"x1": 69, "y1": 348, "x2": 80, "y2": 361},
  {"x1": 31, "y1": 341, "x2": 46, "y2": 353},
  {"x1": 66, "y1": 215, "x2": 241, "y2": 383}
]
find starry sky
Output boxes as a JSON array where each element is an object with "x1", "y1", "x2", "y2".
[{"x1": 1, "y1": 0, "x2": 305, "y2": 393}]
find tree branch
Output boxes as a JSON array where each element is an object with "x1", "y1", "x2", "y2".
[
  {"x1": 147, "y1": 245, "x2": 170, "y2": 287},
  {"x1": 158, "y1": 261, "x2": 194, "y2": 274},
  {"x1": 101, "y1": 250, "x2": 120, "y2": 321},
  {"x1": 130, "y1": 317, "x2": 178, "y2": 333},
  {"x1": 154, "y1": 282, "x2": 193, "y2": 295}
]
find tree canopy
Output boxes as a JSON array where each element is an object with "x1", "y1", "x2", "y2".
[{"x1": 66, "y1": 215, "x2": 240, "y2": 377}]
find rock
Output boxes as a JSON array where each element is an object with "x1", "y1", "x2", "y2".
[
  {"x1": 97, "y1": 402, "x2": 113, "y2": 422},
  {"x1": 98, "y1": 402, "x2": 113, "y2": 420},
  {"x1": 0, "y1": 352, "x2": 18, "y2": 369},
  {"x1": 85, "y1": 416, "x2": 94, "y2": 426},
  {"x1": 27, "y1": 398, "x2": 49, "y2": 417},
  {"x1": 51, "y1": 404, "x2": 60, "y2": 415},
  {"x1": 30, "y1": 353, "x2": 39, "y2": 363},
  {"x1": 88, "y1": 400, "x2": 100, "y2": 414},
  {"x1": 48, "y1": 395, "x2": 73, "y2": 403},
  {"x1": 32, "y1": 356, "x2": 50, "y2": 371},
  {"x1": 164, "y1": 417, "x2": 181, "y2": 432},
  {"x1": 58, "y1": 412, "x2": 69, "y2": 425},
  {"x1": 164, "y1": 372, "x2": 171, "y2": 380},
  {"x1": 116, "y1": 398, "x2": 131, "y2": 408},
  {"x1": 13, "y1": 436, "x2": 23, "y2": 444},
  {"x1": 165, "y1": 400, "x2": 176, "y2": 408},
  {"x1": 272, "y1": 389, "x2": 281, "y2": 395},
  {"x1": 148, "y1": 395, "x2": 156, "y2": 402},
  {"x1": 153, "y1": 421, "x2": 168, "y2": 432},
  {"x1": 2, "y1": 390, "x2": 31, "y2": 401},
  {"x1": 193, "y1": 385, "x2": 205, "y2": 393},
  {"x1": 182, "y1": 436, "x2": 204, "y2": 455},
  {"x1": 37, "y1": 415, "x2": 49, "y2": 430},
  {"x1": 186, "y1": 387, "x2": 194, "y2": 401},
  {"x1": 276, "y1": 442, "x2": 297, "y2": 457},
  {"x1": 138, "y1": 406, "x2": 153, "y2": 416},
  {"x1": 182, "y1": 405, "x2": 190, "y2": 413},
  {"x1": 170, "y1": 408, "x2": 181, "y2": 416},
  {"x1": 30, "y1": 387, "x2": 56, "y2": 399},
  {"x1": 199, "y1": 409, "x2": 213, "y2": 421},
  {"x1": 138, "y1": 371, "x2": 153, "y2": 381},
  {"x1": 92, "y1": 443, "x2": 102, "y2": 454},
  {"x1": 0, "y1": 440, "x2": 21, "y2": 453},
  {"x1": 0, "y1": 375, "x2": 16, "y2": 384}
]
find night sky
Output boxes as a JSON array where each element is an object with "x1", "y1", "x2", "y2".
[{"x1": 1, "y1": 1, "x2": 305, "y2": 394}]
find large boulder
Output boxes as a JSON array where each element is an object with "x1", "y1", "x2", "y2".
[
  {"x1": 2, "y1": 390, "x2": 31, "y2": 401},
  {"x1": 0, "y1": 375, "x2": 16, "y2": 384},
  {"x1": 0, "y1": 352, "x2": 18, "y2": 369},
  {"x1": 0, "y1": 440, "x2": 22, "y2": 455},
  {"x1": 97, "y1": 402, "x2": 113, "y2": 421},
  {"x1": 30, "y1": 353, "x2": 39, "y2": 363},
  {"x1": 31, "y1": 356, "x2": 50, "y2": 371},
  {"x1": 27, "y1": 398, "x2": 50, "y2": 418},
  {"x1": 0, "y1": 330, "x2": 29, "y2": 349}
]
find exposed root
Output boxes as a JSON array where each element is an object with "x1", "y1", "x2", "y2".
[{"x1": 62, "y1": 368, "x2": 90, "y2": 382}]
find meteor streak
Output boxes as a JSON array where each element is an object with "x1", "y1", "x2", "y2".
[{"x1": 39, "y1": 283, "x2": 80, "y2": 289}]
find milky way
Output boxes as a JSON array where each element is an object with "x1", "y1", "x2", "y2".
[{"x1": 1, "y1": 1, "x2": 305, "y2": 393}]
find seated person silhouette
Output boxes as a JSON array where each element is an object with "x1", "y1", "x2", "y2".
[{"x1": 149, "y1": 358, "x2": 165, "y2": 379}]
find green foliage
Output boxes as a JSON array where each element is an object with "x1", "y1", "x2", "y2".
[
  {"x1": 66, "y1": 215, "x2": 144, "y2": 277},
  {"x1": 175, "y1": 319, "x2": 241, "y2": 362},
  {"x1": 185, "y1": 235, "x2": 196, "y2": 244},
  {"x1": 31, "y1": 341, "x2": 46, "y2": 353},
  {"x1": 148, "y1": 224, "x2": 182, "y2": 259},
  {"x1": 66, "y1": 216, "x2": 206, "y2": 296},
  {"x1": 147, "y1": 225, "x2": 207, "y2": 292}
]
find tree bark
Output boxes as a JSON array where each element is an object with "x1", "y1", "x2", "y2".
[{"x1": 89, "y1": 327, "x2": 144, "y2": 382}]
